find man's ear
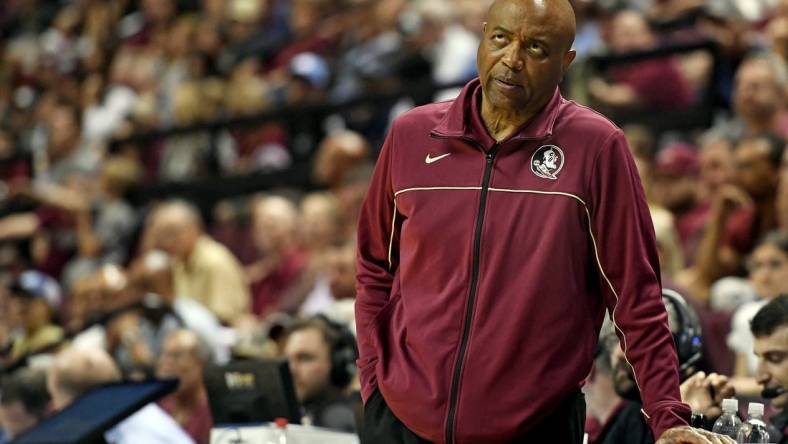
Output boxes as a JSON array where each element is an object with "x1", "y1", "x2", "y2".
[
  {"x1": 562, "y1": 49, "x2": 577, "y2": 75},
  {"x1": 482, "y1": 22, "x2": 487, "y2": 34}
]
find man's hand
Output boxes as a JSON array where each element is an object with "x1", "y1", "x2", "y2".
[
  {"x1": 680, "y1": 372, "x2": 735, "y2": 419},
  {"x1": 656, "y1": 426, "x2": 736, "y2": 444}
]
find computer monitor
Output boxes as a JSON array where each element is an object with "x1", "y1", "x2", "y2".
[
  {"x1": 11, "y1": 379, "x2": 178, "y2": 444},
  {"x1": 203, "y1": 358, "x2": 301, "y2": 426}
]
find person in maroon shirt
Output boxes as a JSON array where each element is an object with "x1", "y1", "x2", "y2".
[
  {"x1": 247, "y1": 195, "x2": 309, "y2": 318},
  {"x1": 356, "y1": 0, "x2": 732, "y2": 443},
  {"x1": 156, "y1": 329, "x2": 213, "y2": 444}
]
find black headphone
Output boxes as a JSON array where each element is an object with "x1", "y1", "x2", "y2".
[
  {"x1": 661, "y1": 288, "x2": 702, "y2": 376},
  {"x1": 312, "y1": 314, "x2": 358, "y2": 389}
]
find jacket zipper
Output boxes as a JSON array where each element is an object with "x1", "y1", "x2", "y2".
[{"x1": 444, "y1": 145, "x2": 499, "y2": 444}]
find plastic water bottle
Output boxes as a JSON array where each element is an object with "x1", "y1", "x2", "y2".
[
  {"x1": 265, "y1": 417, "x2": 289, "y2": 444},
  {"x1": 711, "y1": 398, "x2": 741, "y2": 438},
  {"x1": 736, "y1": 402, "x2": 771, "y2": 443}
]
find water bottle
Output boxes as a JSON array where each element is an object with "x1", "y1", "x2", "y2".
[
  {"x1": 736, "y1": 402, "x2": 771, "y2": 443},
  {"x1": 711, "y1": 398, "x2": 741, "y2": 438},
  {"x1": 264, "y1": 417, "x2": 289, "y2": 444}
]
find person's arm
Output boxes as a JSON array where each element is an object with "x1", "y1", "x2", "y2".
[
  {"x1": 0, "y1": 212, "x2": 39, "y2": 240},
  {"x1": 694, "y1": 185, "x2": 751, "y2": 285},
  {"x1": 355, "y1": 124, "x2": 398, "y2": 403},
  {"x1": 589, "y1": 130, "x2": 690, "y2": 439},
  {"x1": 208, "y1": 254, "x2": 251, "y2": 324}
]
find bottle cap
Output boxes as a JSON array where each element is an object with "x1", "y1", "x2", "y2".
[
  {"x1": 721, "y1": 398, "x2": 738, "y2": 412},
  {"x1": 274, "y1": 417, "x2": 288, "y2": 428},
  {"x1": 748, "y1": 402, "x2": 764, "y2": 417}
]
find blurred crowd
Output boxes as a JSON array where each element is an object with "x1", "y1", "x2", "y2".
[{"x1": 0, "y1": 0, "x2": 788, "y2": 442}]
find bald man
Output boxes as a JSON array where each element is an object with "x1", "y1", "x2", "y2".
[
  {"x1": 146, "y1": 200, "x2": 250, "y2": 323},
  {"x1": 47, "y1": 346, "x2": 194, "y2": 444},
  {"x1": 356, "y1": 0, "x2": 733, "y2": 443}
]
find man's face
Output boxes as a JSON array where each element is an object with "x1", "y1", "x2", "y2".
[
  {"x1": 0, "y1": 401, "x2": 39, "y2": 438},
  {"x1": 748, "y1": 244, "x2": 788, "y2": 300},
  {"x1": 735, "y1": 139, "x2": 778, "y2": 198},
  {"x1": 607, "y1": 336, "x2": 640, "y2": 401},
  {"x1": 477, "y1": 0, "x2": 575, "y2": 117},
  {"x1": 734, "y1": 60, "x2": 782, "y2": 123},
  {"x1": 284, "y1": 328, "x2": 332, "y2": 403},
  {"x1": 755, "y1": 325, "x2": 788, "y2": 409},
  {"x1": 156, "y1": 334, "x2": 203, "y2": 395}
]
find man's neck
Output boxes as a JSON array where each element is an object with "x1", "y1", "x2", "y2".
[
  {"x1": 480, "y1": 100, "x2": 536, "y2": 142},
  {"x1": 174, "y1": 386, "x2": 205, "y2": 410}
]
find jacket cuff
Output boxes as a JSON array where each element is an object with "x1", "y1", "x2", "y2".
[{"x1": 645, "y1": 400, "x2": 692, "y2": 439}]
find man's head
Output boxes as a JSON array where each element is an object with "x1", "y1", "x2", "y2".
[
  {"x1": 651, "y1": 143, "x2": 701, "y2": 213},
  {"x1": 609, "y1": 289, "x2": 701, "y2": 401},
  {"x1": 9, "y1": 271, "x2": 62, "y2": 334},
  {"x1": 733, "y1": 55, "x2": 788, "y2": 129},
  {"x1": 608, "y1": 9, "x2": 656, "y2": 54},
  {"x1": 299, "y1": 192, "x2": 342, "y2": 251},
  {"x1": 325, "y1": 243, "x2": 357, "y2": 300},
  {"x1": 282, "y1": 317, "x2": 357, "y2": 404},
  {"x1": 477, "y1": 0, "x2": 576, "y2": 121},
  {"x1": 47, "y1": 347, "x2": 121, "y2": 411},
  {"x1": 147, "y1": 200, "x2": 204, "y2": 261},
  {"x1": 47, "y1": 101, "x2": 81, "y2": 161},
  {"x1": 156, "y1": 329, "x2": 211, "y2": 397},
  {"x1": 313, "y1": 131, "x2": 370, "y2": 189},
  {"x1": 0, "y1": 369, "x2": 50, "y2": 438},
  {"x1": 752, "y1": 295, "x2": 788, "y2": 408},
  {"x1": 733, "y1": 134, "x2": 784, "y2": 199},
  {"x1": 699, "y1": 135, "x2": 735, "y2": 195},
  {"x1": 252, "y1": 195, "x2": 299, "y2": 255}
]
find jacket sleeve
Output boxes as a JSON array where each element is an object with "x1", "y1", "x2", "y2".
[
  {"x1": 355, "y1": 122, "x2": 399, "y2": 403},
  {"x1": 588, "y1": 130, "x2": 691, "y2": 439}
]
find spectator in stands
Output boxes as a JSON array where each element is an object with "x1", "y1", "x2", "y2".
[
  {"x1": 47, "y1": 346, "x2": 195, "y2": 444},
  {"x1": 247, "y1": 195, "x2": 309, "y2": 317},
  {"x1": 156, "y1": 329, "x2": 213, "y2": 444},
  {"x1": 0, "y1": 368, "x2": 50, "y2": 441},
  {"x1": 751, "y1": 294, "x2": 788, "y2": 443},
  {"x1": 5, "y1": 270, "x2": 63, "y2": 364},
  {"x1": 728, "y1": 231, "x2": 788, "y2": 395},
  {"x1": 712, "y1": 54, "x2": 788, "y2": 140},
  {"x1": 145, "y1": 200, "x2": 249, "y2": 324},
  {"x1": 768, "y1": 15, "x2": 788, "y2": 66},
  {"x1": 282, "y1": 315, "x2": 358, "y2": 433},
  {"x1": 588, "y1": 9, "x2": 694, "y2": 111},
  {"x1": 60, "y1": 155, "x2": 142, "y2": 292},
  {"x1": 127, "y1": 250, "x2": 227, "y2": 363},
  {"x1": 593, "y1": 292, "x2": 735, "y2": 443},
  {"x1": 313, "y1": 130, "x2": 370, "y2": 191},
  {"x1": 694, "y1": 134, "x2": 784, "y2": 287}
]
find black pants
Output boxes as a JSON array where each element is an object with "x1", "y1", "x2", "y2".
[{"x1": 361, "y1": 389, "x2": 586, "y2": 444}]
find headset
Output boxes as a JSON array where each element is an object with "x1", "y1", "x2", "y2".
[
  {"x1": 662, "y1": 288, "x2": 703, "y2": 377},
  {"x1": 310, "y1": 314, "x2": 359, "y2": 389}
]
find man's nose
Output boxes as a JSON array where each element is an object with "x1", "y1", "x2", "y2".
[{"x1": 501, "y1": 41, "x2": 525, "y2": 71}]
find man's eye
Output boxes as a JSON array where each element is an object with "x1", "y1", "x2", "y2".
[{"x1": 529, "y1": 43, "x2": 545, "y2": 54}]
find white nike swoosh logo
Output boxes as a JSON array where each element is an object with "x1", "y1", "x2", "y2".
[{"x1": 425, "y1": 153, "x2": 452, "y2": 164}]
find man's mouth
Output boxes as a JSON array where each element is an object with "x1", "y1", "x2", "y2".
[{"x1": 495, "y1": 78, "x2": 521, "y2": 90}]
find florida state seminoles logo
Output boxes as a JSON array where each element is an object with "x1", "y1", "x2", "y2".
[{"x1": 531, "y1": 145, "x2": 565, "y2": 180}]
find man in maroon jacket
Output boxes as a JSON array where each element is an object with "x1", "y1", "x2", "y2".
[{"x1": 355, "y1": 0, "x2": 735, "y2": 443}]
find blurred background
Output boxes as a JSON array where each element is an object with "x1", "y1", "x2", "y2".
[{"x1": 0, "y1": 0, "x2": 787, "y2": 442}]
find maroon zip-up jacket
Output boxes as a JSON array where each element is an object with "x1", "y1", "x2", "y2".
[{"x1": 356, "y1": 79, "x2": 691, "y2": 444}]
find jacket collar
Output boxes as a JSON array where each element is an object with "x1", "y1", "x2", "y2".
[{"x1": 431, "y1": 77, "x2": 564, "y2": 150}]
